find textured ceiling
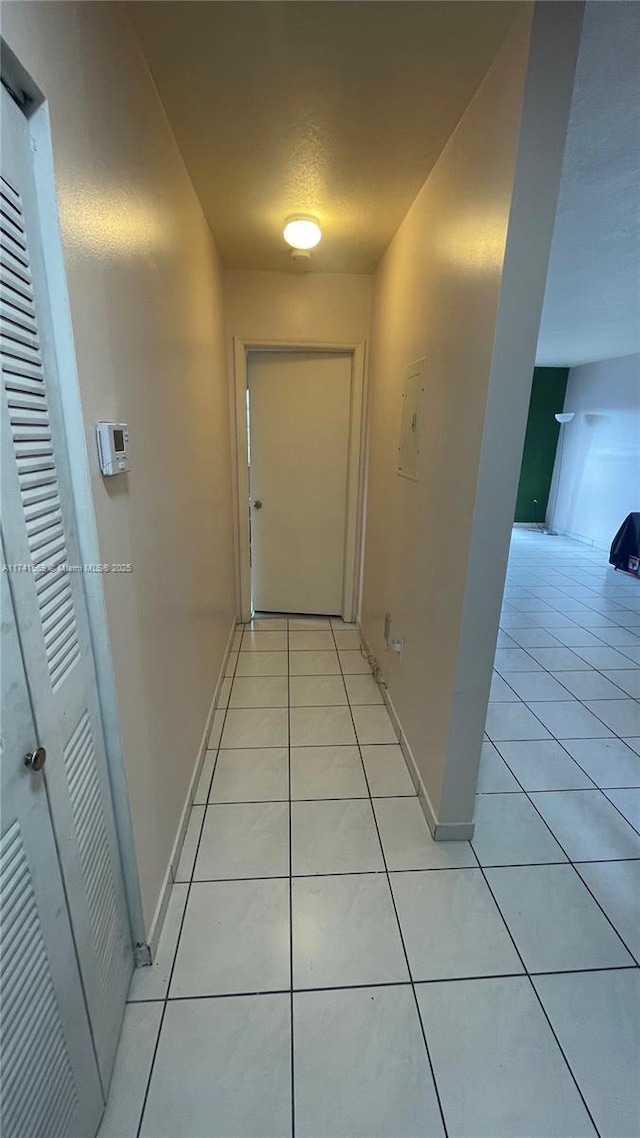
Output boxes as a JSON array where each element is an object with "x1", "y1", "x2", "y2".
[
  {"x1": 537, "y1": 1, "x2": 640, "y2": 366},
  {"x1": 129, "y1": 0, "x2": 518, "y2": 273}
]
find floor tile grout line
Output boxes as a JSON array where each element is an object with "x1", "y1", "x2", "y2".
[
  {"x1": 197, "y1": 785, "x2": 640, "y2": 800},
  {"x1": 598, "y1": 787, "x2": 640, "y2": 839},
  {"x1": 126, "y1": 961, "x2": 639, "y2": 1006},
  {"x1": 134, "y1": 568, "x2": 636, "y2": 1132},
  {"x1": 479, "y1": 784, "x2": 640, "y2": 794},
  {"x1": 498, "y1": 582, "x2": 637, "y2": 687},
  {"x1": 512, "y1": 589, "x2": 640, "y2": 626},
  {"x1": 487, "y1": 681, "x2": 640, "y2": 839},
  {"x1": 483, "y1": 548, "x2": 640, "y2": 1126},
  {"x1": 475, "y1": 732, "x2": 640, "y2": 968},
  {"x1": 489, "y1": 725, "x2": 606, "y2": 792},
  {"x1": 194, "y1": 793, "x2": 415, "y2": 806},
  {"x1": 468, "y1": 842, "x2": 605, "y2": 1138},
  {"x1": 489, "y1": 729, "x2": 602, "y2": 796},
  {"x1": 499, "y1": 593, "x2": 639, "y2": 624},
  {"x1": 231, "y1": 702, "x2": 354, "y2": 709},
  {"x1": 192, "y1": 794, "x2": 418, "y2": 808},
  {"x1": 497, "y1": 612, "x2": 640, "y2": 664},
  {"x1": 504, "y1": 560, "x2": 637, "y2": 587},
  {"x1": 330, "y1": 622, "x2": 451, "y2": 1138},
  {"x1": 134, "y1": 635, "x2": 242, "y2": 1138},
  {"x1": 490, "y1": 733, "x2": 640, "y2": 838},
  {"x1": 239, "y1": 645, "x2": 358, "y2": 652},
  {"x1": 497, "y1": 633, "x2": 639, "y2": 657},
  {"x1": 517, "y1": 801, "x2": 640, "y2": 968},
  {"x1": 286, "y1": 618, "x2": 295, "y2": 1138},
  {"x1": 214, "y1": 739, "x2": 403, "y2": 750},
  {"x1": 495, "y1": 658, "x2": 633, "y2": 706},
  {"x1": 173, "y1": 852, "x2": 640, "y2": 886},
  {"x1": 495, "y1": 651, "x2": 639, "y2": 694},
  {"x1": 521, "y1": 692, "x2": 640, "y2": 760},
  {"x1": 502, "y1": 596, "x2": 632, "y2": 620}
]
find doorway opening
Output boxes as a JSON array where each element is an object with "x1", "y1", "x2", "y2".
[{"x1": 233, "y1": 340, "x2": 367, "y2": 624}]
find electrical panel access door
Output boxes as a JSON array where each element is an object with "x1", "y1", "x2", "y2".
[{"x1": 397, "y1": 358, "x2": 426, "y2": 482}]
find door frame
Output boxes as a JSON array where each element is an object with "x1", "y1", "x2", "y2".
[{"x1": 233, "y1": 337, "x2": 367, "y2": 623}]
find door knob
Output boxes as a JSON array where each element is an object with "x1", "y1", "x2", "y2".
[
  {"x1": 24, "y1": 746, "x2": 46, "y2": 772},
  {"x1": 253, "y1": 500, "x2": 262, "y2": 510}
]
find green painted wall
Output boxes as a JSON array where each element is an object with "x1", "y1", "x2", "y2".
[{"x1": 515, "y1": 366, "x2": 569, "y2": 523}]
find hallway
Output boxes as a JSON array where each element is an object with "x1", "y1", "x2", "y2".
[
  {"x1": 99, "y1": 531, "x2": 640, "y2": 1138},
  {"x1": 2, "y1": 4, "x2": 639, "y2": 1136}
]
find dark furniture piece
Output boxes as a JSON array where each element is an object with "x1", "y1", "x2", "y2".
[{"x1": 610, "y1": 512, "x2": 640, "y2": 576}]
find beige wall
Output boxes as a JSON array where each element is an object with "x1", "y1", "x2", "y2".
[
  {"x1": 550, "y1": 353, "x2": 640, "y2": 548},
  {"x1": 3, "y1": 2, "x2": 236, "y2": 932},
  {"x1": 361, "y1": 4, "x2": 583, "y2": 835},
  {"x1": 224, "y1": 269, "x2": 371, "y2": 346}
]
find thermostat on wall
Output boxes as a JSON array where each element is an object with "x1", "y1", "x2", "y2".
[{"x1": 96, "y1": 422, "x2": 130, "y2": 475}]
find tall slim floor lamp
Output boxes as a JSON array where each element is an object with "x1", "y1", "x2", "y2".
[{"x1": 545, "y1": 411, "x2": 575, "y2": 536}]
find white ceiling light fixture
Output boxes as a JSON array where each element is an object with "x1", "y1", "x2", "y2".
[{"x1": 283, "y1": 216, "x2": 322, "y2": 251}]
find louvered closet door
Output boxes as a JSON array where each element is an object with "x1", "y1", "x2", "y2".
[
  {"x1": 1, "y1": 86, "x2": 132, "y2": 1089},
  {"x1": 0, "y1": 559, "x2": 103, "y2": 1138}
]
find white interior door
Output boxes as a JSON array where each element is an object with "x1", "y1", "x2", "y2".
[
  {"x1": 1, "y1": 86, "x2": 132, "y2": 1088},
  {"x1": 248, "y1": 351, "x2": 353, "y2": 615},
  {"x1": 1, "y1": 559, "x2": 104, "y2": 1138}
]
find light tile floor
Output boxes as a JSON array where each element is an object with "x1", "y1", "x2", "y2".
[{"x1": 100, "y1": 530, "x2": 640, "y2": 1138}]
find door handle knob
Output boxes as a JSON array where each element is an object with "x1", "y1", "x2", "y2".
[
  {"x1": 253, "y1": 500, "x2": 262, "y2": 510},
  {"x1": 24, "y1": 746, "x2": 46, "y2": 772}
]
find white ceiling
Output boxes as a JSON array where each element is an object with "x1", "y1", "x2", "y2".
[
  {"x1": 536, "y1": 1, "x2": 640, "y2": 367},
  {"x1": 128, "y1": 1, "x2": 518, "y2": 273}
]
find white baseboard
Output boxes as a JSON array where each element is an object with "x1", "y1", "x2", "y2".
[
  {"x1": 562, "y1": 528, "x2": 609, "y2": 552},
  {"x1": 358, "y1": 624, "x2": 475, "y2": 843},
  {"x1": 147, "y1": 862, "x2": 173, "y2": 961},
  {"x1": 145, "y1": 616, "x2": 238, "y2": 960}
]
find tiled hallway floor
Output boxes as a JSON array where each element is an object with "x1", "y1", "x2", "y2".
[{"x1": 100, "y1": 530, "x2": 640, "y2": 1138}]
